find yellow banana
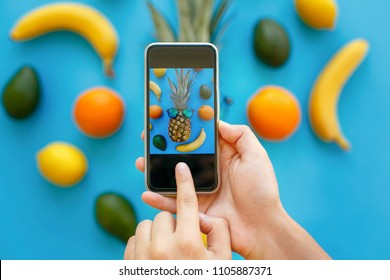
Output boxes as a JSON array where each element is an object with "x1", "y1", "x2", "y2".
[
  {"x1": 176, "y1": 128, "x2": 206, "y2": 152},
  {"x1": 10, "y1": 3, "x2": 119, "y2": 77},
  {"x1": 201, "y1": 233, "x2": 208, "y2": 248},
  {"x1": 149, "y1": 81, "x2": 162, "y2": 101},
  {"x1": 309, "y1": 39, "x2": 369, "y2": 151}
]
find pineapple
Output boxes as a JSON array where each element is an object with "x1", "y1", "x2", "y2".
[
  {"x1": 167, "y1": 69, "x2": 197, "y2": 142},
  {"x1": 146, "y1": 0, "x2": 231, "y2": 44}
]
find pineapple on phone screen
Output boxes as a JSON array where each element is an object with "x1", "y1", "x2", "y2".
[{"x1": 167, "y1": 69, "x2": 196, "y2": 142}]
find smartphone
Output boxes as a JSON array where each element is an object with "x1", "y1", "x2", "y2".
[{"x1": 145, "y1": 43, "x2": 219, "y2": 194}]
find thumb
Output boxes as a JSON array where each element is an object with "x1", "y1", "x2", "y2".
[
  {"x1": 199, "y1": 213, "x2": 231, "y2": 259},
  {"x1": 219, "y1": 121, "x2": 267, "y2": 159}
]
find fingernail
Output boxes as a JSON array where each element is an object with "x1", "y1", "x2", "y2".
[
  {"x1": 219, "y1": 120, "x2": 230, "y2": 126},
  {"x1": 144, "y1": 191, "x2": 162, "y2": 199},
  {"x1": 176, "y1": 162, "x2": 188, "y2": 173}
]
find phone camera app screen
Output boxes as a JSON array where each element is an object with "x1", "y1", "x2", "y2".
[{"x1": 148, "y1": 67, "x2": 216, "y2": 191}]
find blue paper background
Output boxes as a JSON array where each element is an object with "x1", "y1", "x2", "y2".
[
  {"x1": 150, "y1": 68, "x2": 215, "y2": 155},
  {"x1": 1, "y1": 0, "x2": 390, "y2": 260}
]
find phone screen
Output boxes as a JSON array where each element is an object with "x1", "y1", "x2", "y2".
[{"x1": 146, "y1": 44, "x2": 218, "y2": 193}]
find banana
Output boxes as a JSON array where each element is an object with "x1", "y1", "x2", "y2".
[
  {"x1": 176, "y1": 128, "x2": 206, "y2": 152},
  {"x1": 149, "y1": 81, "x2": 162, "y2": 101},
  {"x1": 201, "y1": 233, "x2": 208, "y2": 248},
  {"x1": 10, "y1": 3, "x2": 119, "y2": 77},
  {"x1": 309, "y1": 39, "x2": 369, "y2": 151}
]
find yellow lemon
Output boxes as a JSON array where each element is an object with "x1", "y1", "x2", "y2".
[
  {"x1": 36, "y1": 142, "x2": 88, "y2": 187},
  {"x1": 294, "y1": 0, "x2": 338, "y2": 30},
  {"x1": 153, "y1": 68, "x2": 167, "y2": 78}
]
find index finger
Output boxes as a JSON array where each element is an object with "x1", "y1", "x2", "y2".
[{"x1": 175, "y1": 162, "x2": 200, "y2": 234}]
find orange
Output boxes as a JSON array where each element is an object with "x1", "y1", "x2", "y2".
[
  {"x1": 247, "y1": 86, "x2": 301, "y2": 141},
  {"x1": 198, "y1": 105, "x2": 214, "y2": 121},
  {"x1": 150, "y1": 105, "x2": 163, "y2": 119},
  {"x1": 73, "y1": 87, "x2": 125, "y2": 138}
]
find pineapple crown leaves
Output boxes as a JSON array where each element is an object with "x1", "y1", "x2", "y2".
[
  {"x1": 146, "y1": 1, "x2": 175, "y2": 42},
  {"x1": 167, "y1": 69, "x2": 197, "y2": 110},
  {"x1": 146, "y1": 0, "x2": 231, "y2": 44}
]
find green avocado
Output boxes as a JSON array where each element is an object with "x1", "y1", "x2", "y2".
[
  {"x1": 95, "y1": 193, "x2": 137, "y2": 243},
  {"x1": 200, "y1": 84, "x2": 212, "y2": 100},
  {"x1": 2, "y1": 66, "x2": 41, "y2": 119},
  {"x1": 153, "y1": 135, "x2": 167, "y2": 151},
  {"x1": 253, "y1": 19, "x2": 291, "y2": 67}
]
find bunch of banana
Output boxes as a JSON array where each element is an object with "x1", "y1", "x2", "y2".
[
  {"x1": 309, "y1": 39, "x2": 369, "y2": 151},
  {"x1": 10, "y1": 2, "x2": 119, "y2": 77}
]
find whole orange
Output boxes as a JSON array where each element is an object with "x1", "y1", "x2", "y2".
[
  {"x1": 150, "y1": 105, "x2": 163, "y2": 119},
  {"x1": 247, "y1": 86, "x2": 301, "y2": 141},
  {"x1": 73, "y1": 87, "x2": 125, "y2": 138}
]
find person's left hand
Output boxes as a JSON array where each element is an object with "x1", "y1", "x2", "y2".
[{"x1": 124, "y1": 162, "x2": 231, "y2": 260}]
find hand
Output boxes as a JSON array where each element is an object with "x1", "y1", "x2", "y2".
[
  {"x1": 136, "y1": 121, "x2": 330, "y2": 259},
  {"x1": 136, "y1": 121, "x2": 280, "y2": 258},
  {"x1": 124, "y1": 162, "x2": 231, "y2": 260}
]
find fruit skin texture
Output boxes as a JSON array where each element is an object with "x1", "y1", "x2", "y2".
[
  {"x1": 36, "y1": 142, "x2": 88, "y2": 187},
  {"x1": 74, "y1": 87, "x2": 125, "y2": 138},
  {"x1": 176, "y1": 128, "x2": 206, "y2": 152},
  {"x1": 95, "y1": 193, "x2": 137, "y2": 243},
  {"x1": 2, "y1": 66, "x2": 40, "y2": 119},
  {"x1": 149, "y1": 81, "x2": 161, "y2": 101},
  {"x1": 247, "y1": 86, "x2": 301, "y2": 141},
  {"x1": 198, "y1": 105, "x2": 214, "y2": 121},
  {"x1": 10, "y1": 3, "x2": 119, "y2": 77},
  {"x1": 253, "y1": 19, "x2": 291, "y2": 67},
  {"x1": 295, "y1": 0, "x2": 338, "y2": 30},
  {"x1": 309, "y1": 39, "x2": 369, "y2": 151},
  {"x1": 150, "y1": 105, "x2": 163, "y2": 119}
]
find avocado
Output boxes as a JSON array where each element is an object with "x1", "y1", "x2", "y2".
[
  {"x1": 253, "y1": 19, "x2": 291, "y2": 67},
  {"x1": 95, "y1": 193, "x2": 137, "y2": 243},
  {"x1": 2, "y1": 66, "x2": 41, "y2": 119},
  {"x1": 153, "y1": 135, "x2": 167, "y2": 151}
]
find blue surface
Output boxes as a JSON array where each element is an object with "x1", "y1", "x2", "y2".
[
  {"x1": 150, "y1": 68, "x2": 215, "y2": 154},
  {"x1": 1, "y1": 0, "x2": 390, "y2": 260}
]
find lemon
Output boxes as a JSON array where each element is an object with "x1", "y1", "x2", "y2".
[
  {"x1": 36, "y1": 142, "x2": 88, "y2": 187},
  {"x1": 294, "y1": 0, "x2": 338, "y2": 30},
  {"x1": 153, "y1": 68, "x2": 167, "y2": 78}
]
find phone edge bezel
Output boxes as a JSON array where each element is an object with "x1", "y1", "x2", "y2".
[{"x1": 144, "y1": 42, "x2": 220, "y2": 195}]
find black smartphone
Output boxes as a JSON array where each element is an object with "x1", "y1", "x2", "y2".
[{"x1": 145, "y1": 43, "x2": 219, "y2": 194}]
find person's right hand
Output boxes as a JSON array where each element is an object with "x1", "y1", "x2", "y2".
[
  {"x1": 136, "y1": 121, "x2": 280, "y2": 258},
  {"x1": 136, "y1": 121, "x2": 330, "y2": 259},
  {"x1": 125, "y1": 162, "x2": 231, "y2": 260}
]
